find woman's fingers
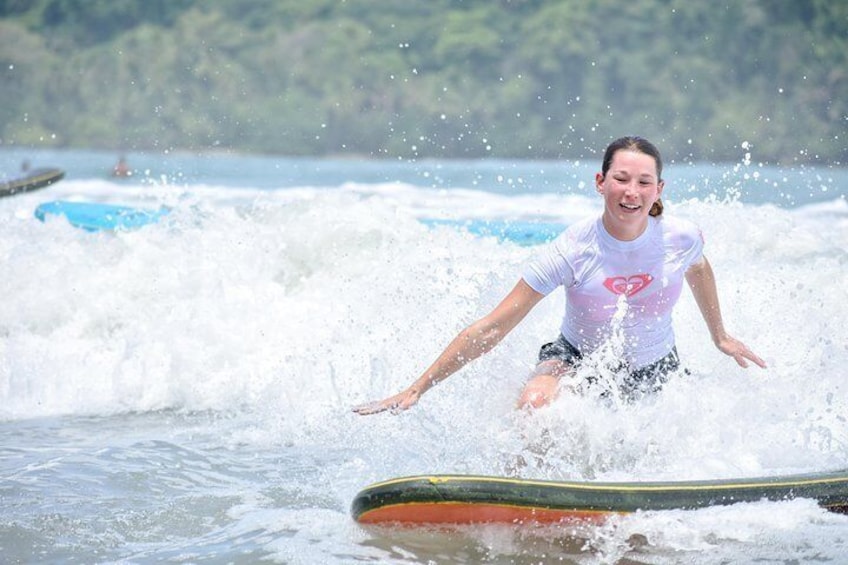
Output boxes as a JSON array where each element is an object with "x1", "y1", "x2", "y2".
[{"x1": 352, "y1": 400, "x2": 391, "y2": 415}]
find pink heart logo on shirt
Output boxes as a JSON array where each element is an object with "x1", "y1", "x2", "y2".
[{"x1": 603, "y1": 274, "x2": 654, "y2": 297}]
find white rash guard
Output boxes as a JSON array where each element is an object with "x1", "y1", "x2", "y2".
[{"x1": 522, "y1": 215, "x2": 704, "y2": 369}]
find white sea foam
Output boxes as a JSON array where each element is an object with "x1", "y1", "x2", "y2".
[
  {"x1": 3, "y1": 178, "x2": 846, "y2": 470},
  {"x1": 1, "y1": 159, "x2": 847, "y2": 562}
]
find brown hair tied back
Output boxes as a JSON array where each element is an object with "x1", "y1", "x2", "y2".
[
  {"x1": 602, "y1": 136, "x2": 665, "y2": 217},
  {"x1": 649, "y1": 198, "x2": 663, "y2": 217}
]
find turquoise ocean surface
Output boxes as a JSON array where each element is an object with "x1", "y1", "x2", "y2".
[{"x1": 1, "y1": 148, "x2": 847, "y2": 563}]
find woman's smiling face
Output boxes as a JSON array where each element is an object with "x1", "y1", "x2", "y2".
[{"x1": 596, "y1": 149, "x2": 664, "y2": 240}]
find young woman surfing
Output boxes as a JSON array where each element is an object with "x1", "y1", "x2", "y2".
[{"x1": 354, "y1": 136, "x2": 766, "y2": 415}]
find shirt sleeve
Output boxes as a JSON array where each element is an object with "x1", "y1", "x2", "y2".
[
  {"x1": 668, "y1": 217, "x2": 705, "y2": 270},
  {"x1": 521, "y1": 237, "x2": 575, "y2": 296}
]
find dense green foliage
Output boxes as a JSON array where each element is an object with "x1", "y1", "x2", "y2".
[{"x1": 1, "y1": 0, "x2": 846, "y2": 164}]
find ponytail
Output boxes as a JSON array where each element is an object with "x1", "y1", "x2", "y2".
[{"x1": 649, "y1": 198, "x2": 664, "y2": 217}]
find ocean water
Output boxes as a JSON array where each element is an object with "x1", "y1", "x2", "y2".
[{"x1": 1, "y1": 147, "x2": 847, "y2": 564}]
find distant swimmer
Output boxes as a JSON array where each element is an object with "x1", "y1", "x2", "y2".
[{"x1": 112, "y1": 156, "x2": 131, "y2": 178}]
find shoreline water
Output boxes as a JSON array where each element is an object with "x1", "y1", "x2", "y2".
[
  {"x1": 1, "y1": 148, "x2": 847, "y2": 563},
  {"x1": 2, "y1": 146, "x2": 847, "y2": 207}
]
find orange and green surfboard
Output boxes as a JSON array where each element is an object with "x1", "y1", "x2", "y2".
[{"x1": 352, "y1": 470, "x2": 848, "y2": 526}]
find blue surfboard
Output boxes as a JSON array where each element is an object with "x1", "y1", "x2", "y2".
[
  {"x1": 420, "y1": 218, "x2": 565, "y2": 245},
  {"x1": 34, "y1": 200, "x2": 169, "y2": 232}
]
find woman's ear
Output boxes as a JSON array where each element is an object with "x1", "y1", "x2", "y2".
[
  {"x1": 656, "y1": 179, "x2": 665, "y2": 198},
  {"x1": 595, "y1": 172, "x2": 605, "y2": 194}
]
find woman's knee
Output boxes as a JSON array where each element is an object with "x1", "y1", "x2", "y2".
[
  {"x1": 517, "y1": 375, "x2": 560, "y2": 409},
  {"x1": 518, "y1": 360, "x2": 573, "y2": 409}
]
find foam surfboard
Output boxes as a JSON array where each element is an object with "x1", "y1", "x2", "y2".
[
  {"x1": 34, "y1": 200, "x2": 169, "y2": 232},
  {"x1": 420, "y1": 218, "x2": 566, "y2": 245},
  {"x1": 1, "y1": 168, "x2": 65, "y2": 198},
  {"x1": 352, "y1": 470, "x2": 848, "y2": 526}
]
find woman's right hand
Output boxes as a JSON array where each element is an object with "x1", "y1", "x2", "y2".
[
  {"x1": 353, "y1": 280, "x2": 543, "y2": 417},
  {"x1": 352, "y1": 387, "x2": 422, "y2": 415}
]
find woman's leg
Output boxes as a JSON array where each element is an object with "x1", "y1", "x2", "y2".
[{"x1": 516, "y1": 359, "x2": 573, "y2": 409}]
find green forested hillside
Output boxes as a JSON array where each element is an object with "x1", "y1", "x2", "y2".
[{"x1": 1, "y1": 0, "x2": 845, "y2": 164}]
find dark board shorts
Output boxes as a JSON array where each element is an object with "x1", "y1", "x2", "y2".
[{"x1": 537, "y1": 334, "x2": 683, "y2": 398}]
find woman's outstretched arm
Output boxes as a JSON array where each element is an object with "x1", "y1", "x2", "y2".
[
  {"x1": 353, "y1": 279, "x2": 545, "y2": 415},
  {"x1": 685, "y1": 256, "x2": 767, "y2": 369}
]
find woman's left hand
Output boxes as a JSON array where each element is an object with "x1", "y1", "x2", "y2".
[{"x1": 716, "y1": 335, "x2": 767, "y2": 369}]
